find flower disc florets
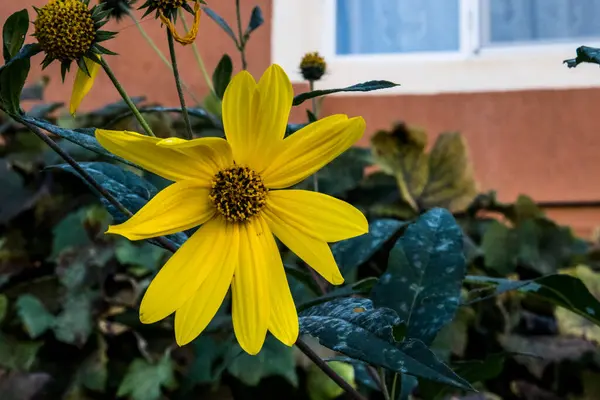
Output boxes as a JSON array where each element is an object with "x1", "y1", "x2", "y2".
[
  {"x1": 300, "y1": 52, "x2": 327, "y2": 81},
  {"x1": 33, "y1": 0, "x2": 117, "y2": 80},
  {"x1": 209, "y1": 166, "x2": 268, "y2": 223},
  {"x1": 34, "y1": 0, "x2": 96, "y2": 61}
]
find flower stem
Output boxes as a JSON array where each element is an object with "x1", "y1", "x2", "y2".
[
  {"x1": 179, "y1": 8, "x2": 214, "y2": 93},
  {"x1": 18, "y1": 117, "x2": 178, "y2": 253},
  {"x1": 235, "y1": 0, "x2": 248, "y2": 70},
  {"x1": 309, "y1": 80, "x2": 319, "y2": 192},
  {"x1": 167, "y1": 29, "x2": 194, "y2": 140},
  {"x1": 379, "y1": 368, "x2": 391, "y2": 400},
  {"x1": 125, "y1": 7, "x2": 201, "y2": 105},
  {"x1": 99, "y1": 57, "x2": 156, "y2": 137},
  {"x1": 390, "y1": 373, "x2": 399, "y2": 400},
  {"x1": 295, "y1": 338, "x2": 367, "y2": 400}
]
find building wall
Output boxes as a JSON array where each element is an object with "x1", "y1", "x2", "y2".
[{"x1": 2, "y1": 0, "x2": 599, "y2": 237}]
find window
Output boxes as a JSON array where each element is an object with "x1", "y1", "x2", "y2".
[
  {"x1": 272, "y1": 0, "x2": 600, "y2": 93},
  {"x1": 335, "y1": 0, "x2": 460, "y2": 55},
  {"x1": 483, "y1": 0, "x2": 600, "y2": 47}
]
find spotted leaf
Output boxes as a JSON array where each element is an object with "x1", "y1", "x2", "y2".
[
  {"x1": 371, "y1": 208, "x2": 466, "y2": 345},
  {"x1": 299, "y1": 298, "x2": 472, "y2": 390}
]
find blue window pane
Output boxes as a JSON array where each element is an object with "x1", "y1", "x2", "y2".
[
  {"x1": 489, "y1": 0, "x2": 600, "y2": 44},
  {"x1": 336, "y1": 0, "x2": 460, "y2": 55}
]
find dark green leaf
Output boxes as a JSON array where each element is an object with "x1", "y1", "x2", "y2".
[
  {"x1": 212, "y1": 54, "x2": 233, "y2": 100},
  {"x1": 465, "y1": 274, "x2": 600, "y2": 328},
  {"x1": 117, "y1": 353, "x2": 177, "y2": 400},
  {"x1": 15, "y1": 295, "x2": 55, "y2": 339},
  {"x1": 51, "y1": 162, "x2": 187, "y2": 249},
  {"x1": 183, "y1": 336, "x2": 230, "y2": 388},
  {"x1": 53, "y1": 289, "x2": 97, "y2": 346},
  {"x1": 397, "y1": 375, "x2": 418, "y2": 400},
  {"x1": 226, "y1": 336, "x2": 298, "y2": 386},
  {"x1": 0, "y1": 43, "x2": 41, "y2": 75},
  {"x1": 203, "y1": 7, "x2": 238, "y2": 44},
  {"x1": 299, "y1": 298, "x2": 472, "y2": 390},
  {"x1": 480, "y1": 220, "x2": 518, "y2": 275},
  {"x1": 0, "y1": 57, "x2": 29, "y2": 115},
  {"x1": 372, "y1": 208, "x2": 465, "y2": 345},
  {"x1": 295, "y1": 147, "x2": 372, "y2": 196},
  {"x1": 332, "y1": 219, "x2": 406, "y2": 275},
  {"x1": 297, "y1": 277, "x2": 378, "y2": 312},
  {"x1": 244, "y1": 6, "x2": 264, "y2": 37},
  {"x1": 115, "y1": 240, "x2": 167, "y2": 272},
  {"x1": 293, "y1": 80, "x2": 399, "y2": 106},
  {"x1": 50, "y1": 208, "x2": 93, "y2": 259},
  {"x1": 564, "y1": 46, "x2": 600, "y2": 68},
  {"x1": 20, "y1": 116, "x2": 135, "y2": 165},
  {"x1": 0, "y1": 159, "x2": 37, "y2": 223},
  {"x1": 0, "y1": 333, "x2": 42, "y2": 371},
  {"x1": 3, "y1": 10, "x2": 29, "y2": 62},
  {"x1": 419, "y1": 354, "x2": 505, "y2": 399}
]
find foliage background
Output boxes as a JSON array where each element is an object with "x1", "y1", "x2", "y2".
[{"x1": 2, "y1": 3, "x2": 600, "y2": 400}]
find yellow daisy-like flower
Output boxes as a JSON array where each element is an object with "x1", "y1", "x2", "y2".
[{"x1": 95, "y1": 64, "x2": 368, "y2": 355}]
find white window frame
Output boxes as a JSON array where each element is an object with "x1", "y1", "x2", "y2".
[{"x1": 272, "y1": 0, "x2": 600, "y2": 95}]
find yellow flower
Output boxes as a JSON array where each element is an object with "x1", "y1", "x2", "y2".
[{"x1": 95, "y1": 64, "x2": 368, "y2": 355}]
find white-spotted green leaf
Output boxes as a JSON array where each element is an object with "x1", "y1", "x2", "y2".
[
  {"x1": 371, "y1": 208, "x2": 465, "y2": 345},
  {"x1": 299, "y1": 298, "x2": 472, "y2": 390}
]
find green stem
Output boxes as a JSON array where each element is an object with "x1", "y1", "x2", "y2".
[
  {"x1": 379, "y1": 368, "x2": 391, "y2": 400},
  {"x1": 309, "y1": 80, "x2": 319, "y2": 192},
  {"x1": 125, "y1": 7, "x2": 201, "y2": 105},
  {"x1": 166, "y1": 29, "x2": 194, "y2": 140},
  {"x1": 235, "y1": 0, "x2": 248, "y2": 69},
  {"x1": 295, "y1": 339, "x2": 367, "y2": 400},
  {"x1": 390, "y1": 373, "x2": 399, "y2": 400},
  {"x1": 179, "y1": 8, "x2": 214, "y2": 94},
  {"x1": 99, "y1": 57, "x2": 155, "y2": 137}
]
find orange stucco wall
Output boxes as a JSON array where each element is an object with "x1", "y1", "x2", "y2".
[{"x1": 2, "y1": 1, "x2": 600, "y2": 237}]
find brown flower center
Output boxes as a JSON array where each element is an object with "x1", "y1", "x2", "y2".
[{"x1": 209, "y1": 166, "x2": 268, "y2": 223}]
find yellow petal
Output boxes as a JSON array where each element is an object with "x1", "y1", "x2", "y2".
[
  {"x1": 174, "y1": 222, "x2": 239, "y2": 346},
  {"x1": 263, "y1": 208, "x2": 344, "y2": 285},
  {"x1": 266, "y1": 190, "x2": 368, "y2": 242},
  {"x1": 231, "y1": 217, "x2": 272, "y2": 355},
  {"x1": 96, "y1": 129, "x2": 220, "y2": 183},
  {"x1": 70, "y1": 56, "x2": 100, "y2": 116},
  {"x1": 252, "y1": 64, "x2": 293, "y2": 170},
  {"x1": 222, "y1": 71, "x2": 258, "y2": 166},
  {"x1": 157, "y1": 137, "x2": 233, "y2": 171},
  {"x1": 139, "y1": 217, "x2": 229, "y2": 324},
  {"x1": 255, "y1": 65, "x2": 293, "y2": 142},
  {"x1": 264, "y1": 215, "x2": 298, "y2": 346},
  {"x1": 262, "y1": 115, "x2": 366, "y2": 189},
  {"x1": 106, "y1": 180, "x2": 214, "y2": 241},
  {"x1": 222, "y1": 65, "x2": 294, "y2": 170}
]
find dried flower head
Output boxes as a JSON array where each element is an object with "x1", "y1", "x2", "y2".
[
  {"x1": 300, "y1": 52, "x2": 327, "y2": 81},
  {"x1": 33, "y1": 0, "x2": 116, "y2": 80},
  {"x1": 99, "y1": 0, "x2": 134, "y2": 21}
]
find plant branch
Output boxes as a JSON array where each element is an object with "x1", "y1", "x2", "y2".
[
  {"x1": 166, "y1": 29, "x2": 194, "y2": 140},
  {"x1": 179, "y1": 8, "x2": 215, "y2": 94},
  {"x1": 99, "y1": 57, "x2": 156, "y2": 137},
  {"x1": 379, "y1": 367, "x2": 391, "y2": 400},
  {"x1": 235, "y1": 0, "x2": 248, "y2": 70},
  {"x1": 295, "y1": 338, "x2": 367, "y2": 400},
  {"x1": 18, "y1": 117, "x2": 178, "y2": 253}
]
